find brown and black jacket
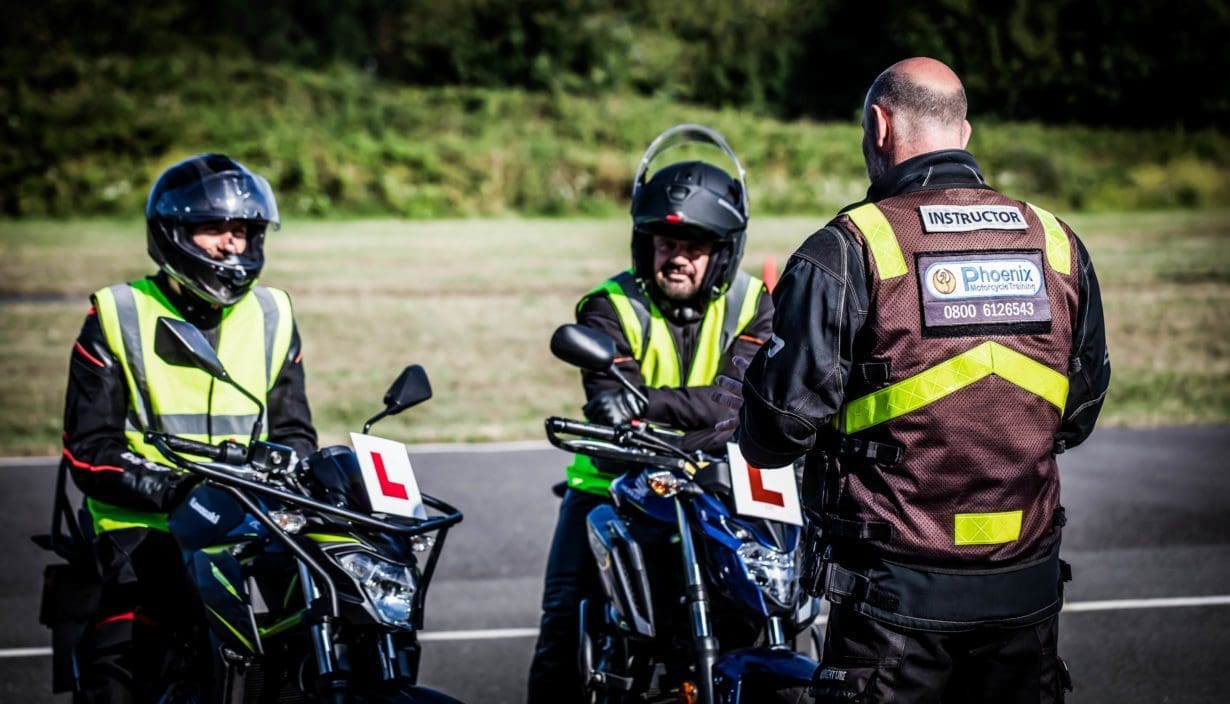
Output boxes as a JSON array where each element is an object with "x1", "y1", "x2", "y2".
[{"x1": 739, "y1": 149, "x2": 1111, "y2": 628}]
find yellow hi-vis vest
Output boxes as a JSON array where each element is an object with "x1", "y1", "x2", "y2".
[
  {"x1": 565, "y1": 269, "x2": 764, "y2": 495},
  {"x1": 88, "y1": 278, "x2": 295, "y2": 533}
]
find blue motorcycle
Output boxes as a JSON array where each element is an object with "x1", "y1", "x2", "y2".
[{"x1": 546, "y1": 324, "x2": 820, "y2": 704}]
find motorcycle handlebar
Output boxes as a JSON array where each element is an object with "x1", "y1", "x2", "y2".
[
  {"x1": 148, "y1": 435, "x2": 463, "y2": 537},
  {"x1": 149, "y1": 433, "x2": 224, "y2": 461},
  {"x1": 544, "y1": 417, "x2": 691, "y2": 471}
]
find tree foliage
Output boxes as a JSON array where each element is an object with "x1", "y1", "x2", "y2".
[
  {"x1": 6, "y1": 0, "x2": 1226, "y2": 126},
  {"x1": 3, "y1": 1, "x2": 1227, "y2": 217}
]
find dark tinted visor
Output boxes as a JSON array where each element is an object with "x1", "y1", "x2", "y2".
[{"x1": 152, "y1": 171, "x2": 280, "y2": 229}]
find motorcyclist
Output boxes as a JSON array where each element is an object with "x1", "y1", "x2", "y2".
[
  {"x1": 60, "y1": 153, "x2": 317, "y2": 702},
  {"x1": 527, "y1": 125, "x2": 775, "y2": 702},
  {"x1": 733, "y1": 57, "x2": 1111, "y2": 701}
]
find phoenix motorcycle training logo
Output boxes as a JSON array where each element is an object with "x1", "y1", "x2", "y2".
[
  {"x1": 931, "y1": 268, "x2": 958, "y2": 294},
  {"x1": 923, "y1": 258, "x2": 1043, "y2": 299}
]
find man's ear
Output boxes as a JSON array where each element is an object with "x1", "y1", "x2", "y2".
[
  {"x1": 870, "y1": 104, "x2": 891, "y2": 149},
  {"x1": 960, "y1": 119, "x2": 972, "y2": 149}
]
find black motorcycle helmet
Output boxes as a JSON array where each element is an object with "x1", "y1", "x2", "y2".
[
  {"x1": 630, "y1": 124, "x2": 749, "y2": 305},
  {"x1": 146, "y1": 153, "x2": 280, "y2": 306}
]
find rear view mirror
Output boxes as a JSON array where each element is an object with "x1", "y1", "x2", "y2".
[
  {"x1": 384, "y1": 365, "x2": 433, "y2": 414},
  {"x1": 550, "y1": 324, "x2": 617, "y2": 372},
  {"x1": 363, "y1": 365, "x2": 432, "y2": 433},
  {"x1": 154, "y1": 317, "x2": 266, "y2": 445},
  {"x1": 154, "y1": 317, "x2": 230, "y2": 381}
]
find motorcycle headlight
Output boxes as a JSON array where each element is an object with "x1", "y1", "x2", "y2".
[
  {"x1": 736, "y1": 541, "x2": 797, "y2": 608},
  {"x1": 336, "y1": 552, "x2": 417, "y2": 627}
]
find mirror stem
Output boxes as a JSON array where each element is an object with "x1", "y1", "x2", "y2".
[
  {"x1": 362, "y1": 409, "x2": 390, "y2": 435},
  {"x1": 227, "y1": 378, "x2": 266, "y2": 450},
  {"x1": 609, "y1": 365, "x2": 649, "y2": 406}
]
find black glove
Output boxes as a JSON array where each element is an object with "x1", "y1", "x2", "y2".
[
  {"x1": 120, "y1": 459, "x2": 198, "y2": 512},
  {"x1": 583, "y1": 387, "x2": 647, "y2": 426}
]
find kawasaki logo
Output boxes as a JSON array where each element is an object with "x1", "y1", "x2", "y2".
[{"x1": 189, "y1": 496, "x2": 221, "y2": 525}]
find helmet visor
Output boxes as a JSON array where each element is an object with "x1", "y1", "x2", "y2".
[{"x1": 151, "y1": 170, "x2": 280, "y2": 228}]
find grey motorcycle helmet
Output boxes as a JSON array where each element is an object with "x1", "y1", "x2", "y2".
[
  {"x1": 146, "y1": 154, "x2": 280, "y2": 306},
  {"x1": 630, "y1": 124, "x2": 749, "y2": 303}
]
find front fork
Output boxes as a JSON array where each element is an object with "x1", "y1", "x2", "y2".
[
  {"x1": 299, "y1": 563, "x2": 420, "y2": 694},
  {"x1": 298, "y1": 562, "x2": 351, "y2": 703},
  {"x1": 675, "y1": 497, "x2": 718, "y2": 704}
]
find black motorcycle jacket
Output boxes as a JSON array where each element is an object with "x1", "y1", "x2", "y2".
[
  {"x1": 579, "y1": 285, "x2": 774, "y2": 453},
  {"x1": 63, "y1": 273, "x2": 318, "y2": 513}
]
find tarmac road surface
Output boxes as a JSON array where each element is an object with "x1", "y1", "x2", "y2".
[{"x1": 2, "y1": 426, "x2": 1228, "y2": 703}]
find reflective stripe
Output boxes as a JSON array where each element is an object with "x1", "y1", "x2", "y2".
[
  {"x1": 847, "y1": 203, "x2": 908, "y2": 280},
  {"x1": 954, "y1": 510, "x2": 1023, "y2": 545},
  {"x1": 842, "y1": 341, "x2": 1068, "y2": 433},
  {"x1": 733, "y1": 272, "x2": 762, "y2": 338},
  {"x1": 1023, "y1": 201, "x2": 1072, "y2": 276},
  {"x1": 585, "y1": 271, "x2": 649, "y2": 359},
  {"x1": 158, "y1": 413, "x2": 262, "y2": 437},
  {"x1": 105, "y1": 284, "x2": 154, "y2": 429},
  {"x1": 720, "y1": 271, "x2": 752, "y2": 353},
  {"x1": 252, "y1": 286, "x2": 281, "y2": 384},
  {"x1": 1026, "y1": 203, "x2": 1072, "y2": 276}
]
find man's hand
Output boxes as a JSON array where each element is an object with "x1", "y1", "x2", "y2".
[
  {"x1": 712, "y1": 356, "x2": 751, "y2": 433},
  {"x1": 583, "y1": 387, "x2": 647, "y2": 426},
  {"x1": 119, "y1": 452, "x2": 199, "y2": 512}
]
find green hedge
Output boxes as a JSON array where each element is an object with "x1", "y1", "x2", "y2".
[{"x1": 4, "y1": 55, "x2": 1229, "y2": 218}]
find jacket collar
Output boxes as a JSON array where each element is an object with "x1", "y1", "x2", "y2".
[{"x1": 865, "y1": 149, "x2": 989, "y2": 202}]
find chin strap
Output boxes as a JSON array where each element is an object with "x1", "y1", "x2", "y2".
[{"x1": 655, "y1": 296, "x2": 704, "y2": 324}]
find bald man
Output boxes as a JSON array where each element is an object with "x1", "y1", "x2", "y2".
[{"x1": 733, "y1": 57, "x2": 1110, "y2": 701}]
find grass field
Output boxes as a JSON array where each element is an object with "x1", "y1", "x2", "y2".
[{"x1": 1, "y1": 211, "x2": 1228, "y2": 456}]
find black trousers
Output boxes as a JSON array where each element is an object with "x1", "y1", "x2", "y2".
[
  {"x1": 74, "y1": 527, "x2": 201, "y2": 703},
  {"x1": 813, "y1": 604, "x2": 1071, "y2": 703},
  {"x1": 527, "y1": 489, "x2": 608, "y2": 704}
]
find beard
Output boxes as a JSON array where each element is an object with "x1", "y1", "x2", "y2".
[{"x1": 654, "y1": 265, "x2": 702, "y2": 301}]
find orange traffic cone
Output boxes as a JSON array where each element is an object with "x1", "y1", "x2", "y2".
[{"x1": 762, "y1": 255, "x2": 779, "y2": 293}]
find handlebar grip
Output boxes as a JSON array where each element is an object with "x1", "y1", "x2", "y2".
[
  {"x1": 546, "y1": 417, "x2": 618, "y2": 441},
  {"x1": 147, "y1": 432, "x2": 224, "y2": 461}
]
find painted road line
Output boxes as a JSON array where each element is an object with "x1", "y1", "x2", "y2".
[
  {"x1": 0, "y1": 647, "x2": 52, "y2": 659},
  {"x1": 419, "y1": 627, "x2": 540, "y2": 641},
  {"x1": 5, "y1": 594, "x2": 1230, "y2": 658},
  {"x1": 1063, "y1": 595, "x2": 1230, "y2": 612}
]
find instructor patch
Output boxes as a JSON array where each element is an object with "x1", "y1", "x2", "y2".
[
  {"x1": 919, "y1": 204, "x2": 1027, "y2": 232},
  {"x1": 917, "y1": 250, "x2": 1052, "y2": 337}
]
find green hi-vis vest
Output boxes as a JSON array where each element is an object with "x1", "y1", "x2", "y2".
[
  {"x1": 565, "y1": 270, "x2": 764, "y2": 495},
  {"x1": 88, "y1": 278, "x2": 295, "y2": 533}
]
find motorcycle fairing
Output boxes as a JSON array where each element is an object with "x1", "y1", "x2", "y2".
[
  {"x1": 189, "y1": 547, "x2": 262, "y2": 654},
  {"x1": 586, "y1": 503, "x2": 655, "y2": 638},
  {"x1": 694, "y1": 492, "x2": 802, "y2": 617},
  {"x1": 712, "y1": 647, "x2": 817, "y2": 703},
  {"x1": 611, "y1": 471, "x2": 678, "y2": 524}
]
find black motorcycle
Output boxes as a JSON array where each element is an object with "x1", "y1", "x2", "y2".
[
  {"x1": 37, "y1": 317, "x2": 465, "y2": 703},
  {"x1": 545, "y1": 324, "x2": 820, "y2": 704}
]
